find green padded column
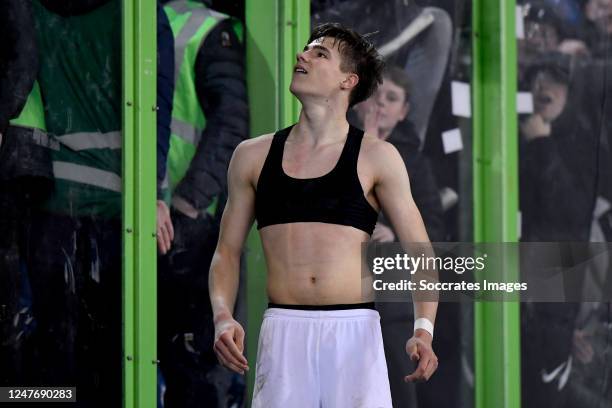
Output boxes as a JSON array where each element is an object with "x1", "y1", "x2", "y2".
[
  {"x1": 122, "y1": 0, "x2": 157, "y2": 406},
  {"x1": 473, "y1": 0, "x2": 521, "y2": 407}
]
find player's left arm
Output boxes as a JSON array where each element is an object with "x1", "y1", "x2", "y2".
[{"x1": 371, "y1": 140, "x2": 439, "y2": 382}]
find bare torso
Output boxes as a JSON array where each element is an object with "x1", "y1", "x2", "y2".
[
  {"x1": 260, "y1": 223, "x2": 373, "y2": 304},
  {"x1": 250, "y1": 128, "x2": 380, "y2": 304}
]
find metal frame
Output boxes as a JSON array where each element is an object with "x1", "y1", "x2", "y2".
[
  {"x1": 473, "y1": 0, "x2": 521, "y2": 407},
  {"x1": 122, "y1": 0, "x2": 157, "y2": 407}
]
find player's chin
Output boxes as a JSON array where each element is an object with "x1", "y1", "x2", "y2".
[{"x1": 289, "y1": 79, "x2": 311, "y2": 95}]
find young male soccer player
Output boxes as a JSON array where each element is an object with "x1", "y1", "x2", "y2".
[{"x1": 209, "y1": 23, "x2": 438, "y2": 407}]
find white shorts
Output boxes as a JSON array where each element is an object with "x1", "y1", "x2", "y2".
[{"x1": 252, "y1": 307, "x2": 393, "y2": 408}]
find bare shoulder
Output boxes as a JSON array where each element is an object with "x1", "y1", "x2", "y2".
[
  {"x1": 360, "y1": 132, "x2": 403, "y2": 164},
  {"x1": 230, "y1": 133, "x2": 275, "y2": 184},
  {"x1": 234, "y1": 133, "x2": 275, "y2": 158}
]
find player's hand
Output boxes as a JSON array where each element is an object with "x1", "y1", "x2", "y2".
[
  {"x1": 404, "y1": 330, "x2": 438, "y2": 382},
  {"x1": 214, "y1": 317, "x2": 249, "y2": 375},
  {"x1": 156, "y1": 200, "x2": 174, "y2": 254}
]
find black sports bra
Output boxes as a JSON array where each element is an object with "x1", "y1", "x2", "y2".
[{"x1": 255, "y1": 124, "x2": 378, "y2": 235}]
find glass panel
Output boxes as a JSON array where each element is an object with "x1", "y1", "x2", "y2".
[
  {"x1": 156, "y1": 0, "x2": 249, "y2": 406},
  {"x1": 311, "y1": 1, "x2": 474, "y2": 407},
  {"x1": 518, "y1": 0, "x2": 612, "y2": 406},
  {"x1": 1, "y1": 0, "x2": 123, "y2": 405}
]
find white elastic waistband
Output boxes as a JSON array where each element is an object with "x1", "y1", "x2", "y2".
[{"x1": 264, "y1": 307, "x2": 380, "y2": 320}]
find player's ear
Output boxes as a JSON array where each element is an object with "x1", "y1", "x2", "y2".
[{"x1": 341, "y1": 73, "x2": 359, "y2": 91}]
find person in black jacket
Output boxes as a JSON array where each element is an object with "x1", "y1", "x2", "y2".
[
  {"x1": 0, "y1": 1, "x2": 38, "y2": 136},
  {"x1": 352, "y1": 65, "x2": 461, "y2": 408},
  {"x1": 519, "y1": 54, "x2": 597, "y2": 243},
  {"x1": 1, "y1": 1, "x2": 173, "y2": 404},
  {"x1": 157, "y1": 1, "x2": 249, "y2": 406},
  {"x1": 519, "y1": 54, "x2": 599, "y2": 408},
  {"x1": 352, "y1": 65, "x2": 444, "y2": 243},
  {"x1": 0, "y1": 0, "x2": 52, "y2": 387},
  {"x1": 156, "y1": 1, "x2": 174, "y2": 234}
]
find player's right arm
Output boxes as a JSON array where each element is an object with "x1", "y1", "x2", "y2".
[{"x1": 209, "y1": 138, "x2": 260, "y2": 374}]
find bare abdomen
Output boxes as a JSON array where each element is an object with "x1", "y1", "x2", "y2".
[{"x1": 259, "y1": 222, "x2": 374, "y2": 305}]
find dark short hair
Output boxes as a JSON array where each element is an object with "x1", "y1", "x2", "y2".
[
  {"x1": 382, "y1": 65, "x2": 412, "y2": 104},
  {"x1": 308, "y1": 22, "x2": 385, "y2": 107}
]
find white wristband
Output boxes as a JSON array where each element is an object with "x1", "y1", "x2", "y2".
[{"x1": 414, "y1": 318, "x2": 434, "y2": 337}]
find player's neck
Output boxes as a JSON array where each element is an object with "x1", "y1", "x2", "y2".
[{"x1": 294, "y1": 100, "x2": 349, "y2": 146}]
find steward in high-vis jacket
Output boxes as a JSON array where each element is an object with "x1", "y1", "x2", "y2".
[
  {"x1": 26, "y1": 2, "x2": 124, "y2": 405},
  {"x1": 158, "y1": 1, "x2": 248, "y2": 406},
  {"x1": 23, "y1": 1, "x2": 173, "y2": 406}
]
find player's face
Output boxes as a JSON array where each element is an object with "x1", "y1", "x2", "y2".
[{"x1": 290, "y1": 37, "x2": 354, "y2": 103}]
